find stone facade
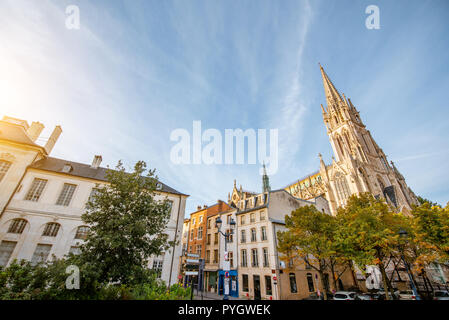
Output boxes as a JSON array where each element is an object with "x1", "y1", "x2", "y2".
[
  {"x1": 0, "y1": 116, "x2": 187, "y2": 286},
  {"x1": 285, "y1": 65, "x2": 419, "y2": 215}
]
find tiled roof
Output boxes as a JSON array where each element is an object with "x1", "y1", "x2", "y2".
[{"x1": 29, "y1": 156, "x2": 187, "y2": 196}]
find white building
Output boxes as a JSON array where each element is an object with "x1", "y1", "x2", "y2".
[{"x1": 0, "y1": 116, "x2": 187, "y2": 286}]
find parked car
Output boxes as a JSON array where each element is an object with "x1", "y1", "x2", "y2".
[
  {"x1": 302, "y1": 292, "x2": 334, "y2": 300},
  {"x1": 398, "y1": 290, "x2": 416, "y2": 300},
  {"x1": 355, "y1": 293, "x2": 373, "y2": 300},
  {"x1": 433, "y1": 290, "x2": 449, "y2": 300},
  {"x1": 333, "y1": 291, "x2": 357, "y2": 300},
  {"x1": 377, "y1": 288, "x2": 400, "y2": 300}
]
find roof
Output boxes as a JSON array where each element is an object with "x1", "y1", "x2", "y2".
[
  {"x1": 283, "y1": 170, "x2": 320, "y2": 189},
  {"x1": 0, "y1": 120, "x2": 44, "y2": 150},
  {"x1": 29, "y1": 156, "x2": 187, "y2": 196}
]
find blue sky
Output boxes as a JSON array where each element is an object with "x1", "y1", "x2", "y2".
[{"x1": 1, "y1": 0, "x2": 448, "y2": 215}]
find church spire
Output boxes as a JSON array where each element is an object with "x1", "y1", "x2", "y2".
[
  {"x1": 319, "y1": 64, "x2": 342, "y2": 106},
  {"x1": 262, "y1": 162, "x2": 271, "y2": 193}
]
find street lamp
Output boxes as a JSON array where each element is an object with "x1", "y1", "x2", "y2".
[
  {"x1": 216, "y1": 216, "x2": 235, "y2": 300},
  {"x1": 398, "y1": 229, "x2": 421, "y2": 300}
]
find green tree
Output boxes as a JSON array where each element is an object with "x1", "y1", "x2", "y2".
[
  {"x1": 277, "y1": 205, "x2": 342, "y2": 300},
  {"x1": 411, "y1": 202, "x2": 449, "y2": 265},
  {"x1": 78, "y1": 160, "x2": 174, "y2": 285},
  {"x1": 335, "y1": 193, "x2": 405, "y2": 300}
]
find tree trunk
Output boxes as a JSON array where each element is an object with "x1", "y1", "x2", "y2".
[
  {"x1": 318, "y1": 269, "x2": 328, "y2": 300},
  {"x1": 348, "y1": 260, "x2": 359, "y2": 290},
  {"x1": 329, "y1": 260, "x2": 338, "y2": 293},
  {"x1": 378, "y1": 261, "x2": 391, "y2": 300}
]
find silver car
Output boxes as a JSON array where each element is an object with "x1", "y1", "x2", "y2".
[
  {"x1": 333, "y1": 291, "x2": 357, "y2": 300},
  {"x1": 398, "y1": 290, "x2": 416, "y2": 300},
  {"x1": 433, "y1": 290, "x2": 449, "y2": 300}
]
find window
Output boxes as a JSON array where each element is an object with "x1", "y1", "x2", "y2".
[
  {"x1": 265, "y1": 275, "x2": 272, "y2": 296},
  {"x1": 289, "y1": 273, "x2": 297, "y2": 293},
  {"x1": 190, "y1": 229, "x2": 194, "y2": 240},
  {"x1": 242, "y1": 274, "x2": 249, "y2": 292},
  {"x1": 241, "y1": 249, "x2": 247, "y2": 267},
  {"x1": 241, "y1": 230, "x2": 246, "y2": 243},
  {"x1": 0, "y1": 241, "x2": 17, "y2": 267},
  {"x1": 226, "y1": 214, "x2": 231, "y2": 224},
  {"x1": 8, "y1": 218, "x2": 27, "y2": 234},
  {"x1": 196, "y1": 245, "x2": 202, "y2": 256},
  {"x1": 56, "y1": 183, "x2": 77, "y2": 206},
  {"x1": 199, "y1": 216, "x2": 203, "y2": 224},
  {"x1": 251, "y1": 228, "x2": 257, "y2": 242},
  {"x1": 42, "y1": 222, "x2": 60, "y2": 237},
  {"x1": 207, "y1": 234, "x2": 211, "y2": 245},
  {"x1": 335, "y1": 172, "x2": 350, "y2": 202},
  {"x1": 152, "y1": 259, "x2": 163, "y2": 278},
  {"x1": 31, "y1": 244, "x2": 52, "y2": 265},
  {"x1": 167, "y1": 200, "x2": 173, "y2": 213},
  {"x1": 240, "y1": 215, "x2": 245, "y2": 225},
  {"x1": 0, "y1": 160, "x2": 12, "y2": 183},
  {"x1": 192, "y1": 218, "x2": 195, "y2": 225},
  {"x1": 251, "y1": 248, "x2": 259, "y2": 267},
  {"x1": 263, "y1": 248, "x2": 269, "y2": 267},
  {"x1": 198, "y1": 226, "x2": 203, "y2": 240},
  {"x1": 87, "y1": 187, "x2": 100, "y2": 204},
  {"x1": 261, "y1": 226, "x2": 267, "y2": 241},
  {"x1": 226, "y1": 229, "x2": 233, "y2": 243},
  {"x1": 25, "y1": 178, "x2": 47, "y2": 201},
  {"x1": 207, "y1": 219, "x2": 211, "y2": 229},
  {"x1": 213, "y1": 250, "x2": 218, "y2": 263},
  {"x1": 307, "y1": 273, "x2": 315, "y2": 292},
  {"x1": 214, "y1": 232, "x2": 218, "y2": 244},
  {"x1": 75, "y1": 226, "x2": 90, "y2": 240},
  {"x1": 260, "y1": 211, "x2": 265, "y2": 221},
  {"x1": 206, "y1": 250, "x2": 210, "y2": 263},
  {"x1": 69, "y1": 246, "x2": 81, "y2": 255},
  {"x1": 229, "y1": 251, "x2": 234, "y2": 268},
  {"x1": 250, "y1": 213, "x2": 255, "y2": 223}
]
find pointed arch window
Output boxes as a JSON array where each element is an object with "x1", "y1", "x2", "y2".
[{"x1": 334, "y1": 172, "x2": 351, "y2": 202}]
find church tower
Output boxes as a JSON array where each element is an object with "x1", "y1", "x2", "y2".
[
  {"x1": 317, "y1": 65, "x2": 419, "y2": 214},
  {"x1": 262, "y1": 163, "x2": 271, "y2": 193}
]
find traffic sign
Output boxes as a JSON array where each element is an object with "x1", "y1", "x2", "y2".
[
  {"x1": 186, "y1": 259, "x2": 200, "y2": 264},
  {"x1": 273, "y1": 276, "x2": 277, "y2": 281},
  {"x1": 225, "y1": 271, "x2": 230, "y2": 278}
]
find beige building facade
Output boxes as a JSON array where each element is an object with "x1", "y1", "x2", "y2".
[{"x1": 0, "y1": 116, "x2": 187, "y2": 286}]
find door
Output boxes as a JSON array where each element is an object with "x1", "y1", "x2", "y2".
[{"x1": 253, "y1": 275, "x2": 261, "y2": 300}]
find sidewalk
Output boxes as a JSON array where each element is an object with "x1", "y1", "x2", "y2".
[{"x1": 193, "y1": 290, "x2": 245, "y2": 300}]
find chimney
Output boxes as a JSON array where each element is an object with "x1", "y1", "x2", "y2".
[
  {"x1": 203, "y1": 204, "x2": 207, "y2": 209},
  {"x1": 44, "y1": 125, "x2": 62, "y2": 154},
  {"x1": 91, "y1": 155, "x2": 102, "y2": 169},
  {"x1": 197, "y1": 205, "x2": 202, "y2": 211},
  {"x1": 27, "y1": 121, "x2": 45, "y2": 142}
]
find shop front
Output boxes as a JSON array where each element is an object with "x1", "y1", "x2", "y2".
[{"x1": 218, "y1": 270, "x2": 239, "y2": 297}]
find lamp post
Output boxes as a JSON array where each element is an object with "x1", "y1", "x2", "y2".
[
  {"x1": 398, "y1": 229, "x2": 421, "y2": 300},
  {"x1": 215, "y1": 216, "x2": 236, "y2": 300}
]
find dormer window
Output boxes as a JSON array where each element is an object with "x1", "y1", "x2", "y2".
[
  {"x1": 156, "y1": 182, "x2": 163, "y2": 190},
  {"x1": 62, "y1": 164, "x2": 72, "y2": 173}
]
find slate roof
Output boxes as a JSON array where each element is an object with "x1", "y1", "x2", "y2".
[{"x1": 29, "y1": 156, "x2": 187, "y2": 196}]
